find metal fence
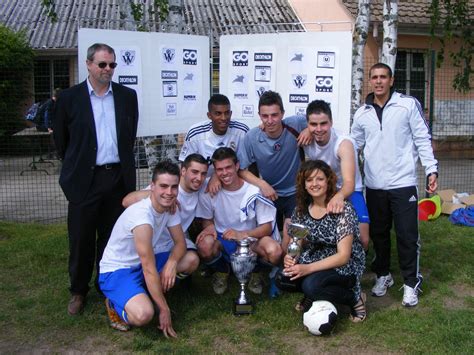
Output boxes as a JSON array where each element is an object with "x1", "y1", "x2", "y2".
[{"x1": 0, "y1": 21, "x2": 472, "y2": 223}]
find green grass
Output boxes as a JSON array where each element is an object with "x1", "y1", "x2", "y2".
[{"x1": 0, "y1": 217, "x2": 473, "y2": 353}]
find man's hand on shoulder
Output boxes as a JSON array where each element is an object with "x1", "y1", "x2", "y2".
[
  {"x1": 327, "y1": 192, "x2": 345, "y2": 214},
  {"x1": 206, "y1": 173, "x2": 222, "y2": 197},
  {"x1": 297, "y1": 127, "x2": 313, "y2": 146}
]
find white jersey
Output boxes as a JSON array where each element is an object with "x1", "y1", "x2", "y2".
[
  {"x1": 196, "y1": 181, "x2": 276, "y2": 235},
  {"x1": 99, "y1": 197, "x2": 181, "y2": 273},
  {"x1": 160, "y1": 185, "x2": 199, "y2": 251},
  {"x1": 304, "y1": 128, "x2": 364, "y2": 191},
  {"x1": 178, "y1": 120, "x2": 249, "y2": 175}
]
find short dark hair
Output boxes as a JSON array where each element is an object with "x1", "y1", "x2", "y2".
[
  {"x1": 306, "y1": 100, "x2": 332, "y2": 121},
  {"x1": 295, "y1": 160, "x2": 337, "y2": 215},
  {"x1": 369, "y1": 62, "x2": 393, "y2": 78},
  {"x1": 258, "y1": 91, "x2": 284, "y2": 113},
  {"x1": 208, "y1": 94, "x2": 230, "y2": 111},
  {"x1": 211, "y1": 147, "x2": 238, "y2": 165},
  {"x1": 182, "y1": 153, "x2": 208, "y2": 169},
  {"x1": 86, "y1": 43, "x2": 116, "y2": 62},
  {"x1": 152, "y1": 160, "x2": 180, "y2": 182}
]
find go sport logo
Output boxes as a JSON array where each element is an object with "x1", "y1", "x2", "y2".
[
  {"x1": 233, "y1": 51, "x2": 249, "y2": 66},
  {"x1": 183, "y1": 49, "x2": 197, "y2": 65},
  {"x1": 315, "y1": 76, "x2": 333, "y2": 93}
]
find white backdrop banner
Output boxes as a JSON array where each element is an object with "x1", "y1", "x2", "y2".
[
  {"x1": 219, "y1": 32, "x2": 352, "y2": 133},
  {"x1": 78, "y1": 28, "x2": 210, "y2": 136}
]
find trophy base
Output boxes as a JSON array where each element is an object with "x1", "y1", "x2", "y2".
[{"x1": 233, "y1": 301, "x2": 253, "y2": 315}]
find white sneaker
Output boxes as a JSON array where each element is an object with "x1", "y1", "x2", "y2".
[
  {"x1": 371, "y1": 273, "x2": 394, "y2": 297},
  {"x1": 402, "y1": 284, "x2": 419, "y2": 307}
]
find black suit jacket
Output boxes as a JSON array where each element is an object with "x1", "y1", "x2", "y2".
[{"x1": 54, "y1": 80, "x2": 139, "y2": 203}]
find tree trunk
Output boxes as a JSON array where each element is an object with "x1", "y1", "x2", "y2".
[
  {"x1": 381, "y1": 0, "x2": 398, "y2": 74},
  {"x1": 351, "y1": 0, "x2": 371, "y2": 120}
]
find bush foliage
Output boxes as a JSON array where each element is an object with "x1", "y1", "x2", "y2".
[{"x1": 0, "y1": 24, "x2": 34, "y2": 137}]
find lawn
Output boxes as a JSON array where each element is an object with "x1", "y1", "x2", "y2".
[{"x1": 0, "y1": 217, "x2": 473, "y2": 353}]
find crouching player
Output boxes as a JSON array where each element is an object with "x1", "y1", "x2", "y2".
[
  {"x1": 99, "y1": 161, "x2": 198, "y2": 337},
  {"x1": 196, "y1": 147, "x2": 282, "y2": 295}
]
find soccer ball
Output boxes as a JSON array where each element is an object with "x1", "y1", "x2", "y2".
[{"x1": 303, "y1": 300, "x2": 338, "y2": 335}]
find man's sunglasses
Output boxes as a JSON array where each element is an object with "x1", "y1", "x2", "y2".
[{"x1": 95, "y1": 62, "x2": 118, "y2": 69}]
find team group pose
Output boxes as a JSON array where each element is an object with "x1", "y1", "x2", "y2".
[{"x1": 56, "y1": 44, "x2": 438, "y2": 337}]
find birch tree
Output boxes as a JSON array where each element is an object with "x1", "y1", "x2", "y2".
[
  {"x1": 351, "y1": 0, "x2": 371, "y2": 118},
  {"x1": 381, "y1": 0, "x2": 398, "y2": 73}
]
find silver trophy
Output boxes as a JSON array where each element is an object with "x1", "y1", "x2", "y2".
[
  {"x1": 230, "y1": 237, "x2": 257, "y2": 315},
  {"x1": 286, "y1": 222, "x2": 310, "y2": 261}
]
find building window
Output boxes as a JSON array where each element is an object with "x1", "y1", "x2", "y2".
[
  {"x1": 393, "y1": 51, "x2": 427, "y2": 109},
  {"x1": 34, "y1": 59, "x2": 70, "y2": 102}
]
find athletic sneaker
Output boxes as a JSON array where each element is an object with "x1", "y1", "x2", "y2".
[
  {"x1": 402, "y1": 284, "x2": 419, "y2": 307},
  {"x1": 105, "y1": 298, "x2": 130, "y2": 332},
  {"x1": 212, "y1": 272, "x2": 229, "y2": 295},
  {"x1": 248, "y1": 273, "x2": 263, "y2": 294},
  {"x1": 371, "y1": 273, "x2": 394, "y2": 297}
]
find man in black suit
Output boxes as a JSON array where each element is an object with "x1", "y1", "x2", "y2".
[{"x1": 54, "y1": 43, "x2": 139, "y2": 315}]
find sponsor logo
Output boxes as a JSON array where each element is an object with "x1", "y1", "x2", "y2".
[
  {"x1": 162, "y1": 48, "x2": 176, "y2": 63},
  {"x1": 233, "y1": 75, "x2": 245, "y2": 83},
  {"x1": 295, "y1": 107, "x2": 306, "y2": 116},
  {"x1": 315, "y1": 76, "x2": 333, "y2": 92},
  {"x1": 254, "y1": 66, "x2": 271, "y2": 82},
  {"x1": 229, "y1": 141, "x2": 237, "y2": 150},
  {"x1": 317, "y1": 51, "x2": 335, "y2": 68},
  {"x1": 183, "y1": 49, "x2": 197, "y2": 65},
  {"x1": 234, "y1": 93, "x2": 248, "y2": 100},
  {"x1": 254, "y1": 52, "x2": 273, "y2": 61},
  {"x1": 242, "y1": 104, "x2": 254, "y2": 117},
  {"x1": 233, "y1": 51, "x2": 249, "y2": 66},
  {"x1": 121, "y1": 50, "x2": 135, "y2": 65},
  {"x1": 273, "y1": 143, "x2": 281, "y2": 151},
  {"x1": 162, "y1": 81, "x2": 177, "y2": 97},
  {"x1": 290, "y1": 53, "x2": 303, "y2": 62},
  {"x1": 161, "y1": 70, "x2": 178, "y2": 79},
  {"x1": 184, "y1": 94, "x2": 197, "y2": 101},
  {"x1": 184, "y1": 73, "x2": 194, "y2": 81},
  {"x1": 256, "y1": 86, "x2": 269, "y2": 97},
  {"x1": 292, "y1": 74, "x2": 307, "y2": 89},
  {"x1": 118, "y1": 75, "x2": 138, "y2": 85},
  {"x1": 289, "y1": 94, "x2": 309, "y2": 103},
  {"x1": 409, "y1": 195, "x2": 417, "y2": 202},
  {"x1": 166, "y1": 103, "x2": 177, "y2": 116}
]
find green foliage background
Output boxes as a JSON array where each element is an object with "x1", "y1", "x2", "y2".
[{"x1": 0, "y1": 24, "x2": 34, "y2": 137}]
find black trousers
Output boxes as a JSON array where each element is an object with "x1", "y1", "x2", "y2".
[
  {"x1": 366, "y1": 186, "x2": 422, "y2": 288},
  {"x1": 67, "y1": 166, "x2": 126, "y2": 296},
  {"x1": 277, "y1": 269, "x2": 357, "y2": 306}
]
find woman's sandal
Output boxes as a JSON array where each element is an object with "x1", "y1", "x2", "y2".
[
  {"x1": 349, "y1": 292, "x2": 367, "y2": 323},
  {"x1": 295, "y1": 296, "x2": 313, "y2": 312}
]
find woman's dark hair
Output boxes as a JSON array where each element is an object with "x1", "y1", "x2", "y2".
[{"x1": 295, "y1": 160, "x2": 338, "y2": 215}]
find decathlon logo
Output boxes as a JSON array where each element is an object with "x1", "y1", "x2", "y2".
[
  {"x1": 183, "y1": 49, "x2": 197, "y2": 65},
  {"x1": 121, "y1": 50, "x2": 135, "y2": 65},
  {"x1": 161, "y1": 71, "x2": 178, "y2": 80},
  {"x1": 289, "y1": 94, "x2": 309, "y2": 103},
  {"x1": 233, "y1": 51, "x2": 248, "y2": 66},
  {"x1": 254, "y1": 53, "x2": 272, "y2": 61},
  {"x1": 162, "y1": 48, "x2": 175, "y2": 63},
  {"x1": 118, "y1": 75, "x2": 138, "y2": 85},
  {"x1": 315, "y1": 76, "x2": 333, "y2": 92},
  {"x1": 292, "y1": 74, "x2": 307, "y2": 89}
]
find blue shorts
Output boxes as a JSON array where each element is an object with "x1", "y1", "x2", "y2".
[
  {"x1": 348, "y1": 191, "x2": 370, "y2": 224},
  {"x1": 98, "y1": 251, "x2": 170, "y2": 323},
  {"x1": 217, "y1": 233, "x2": 237, "y2": 263}
]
